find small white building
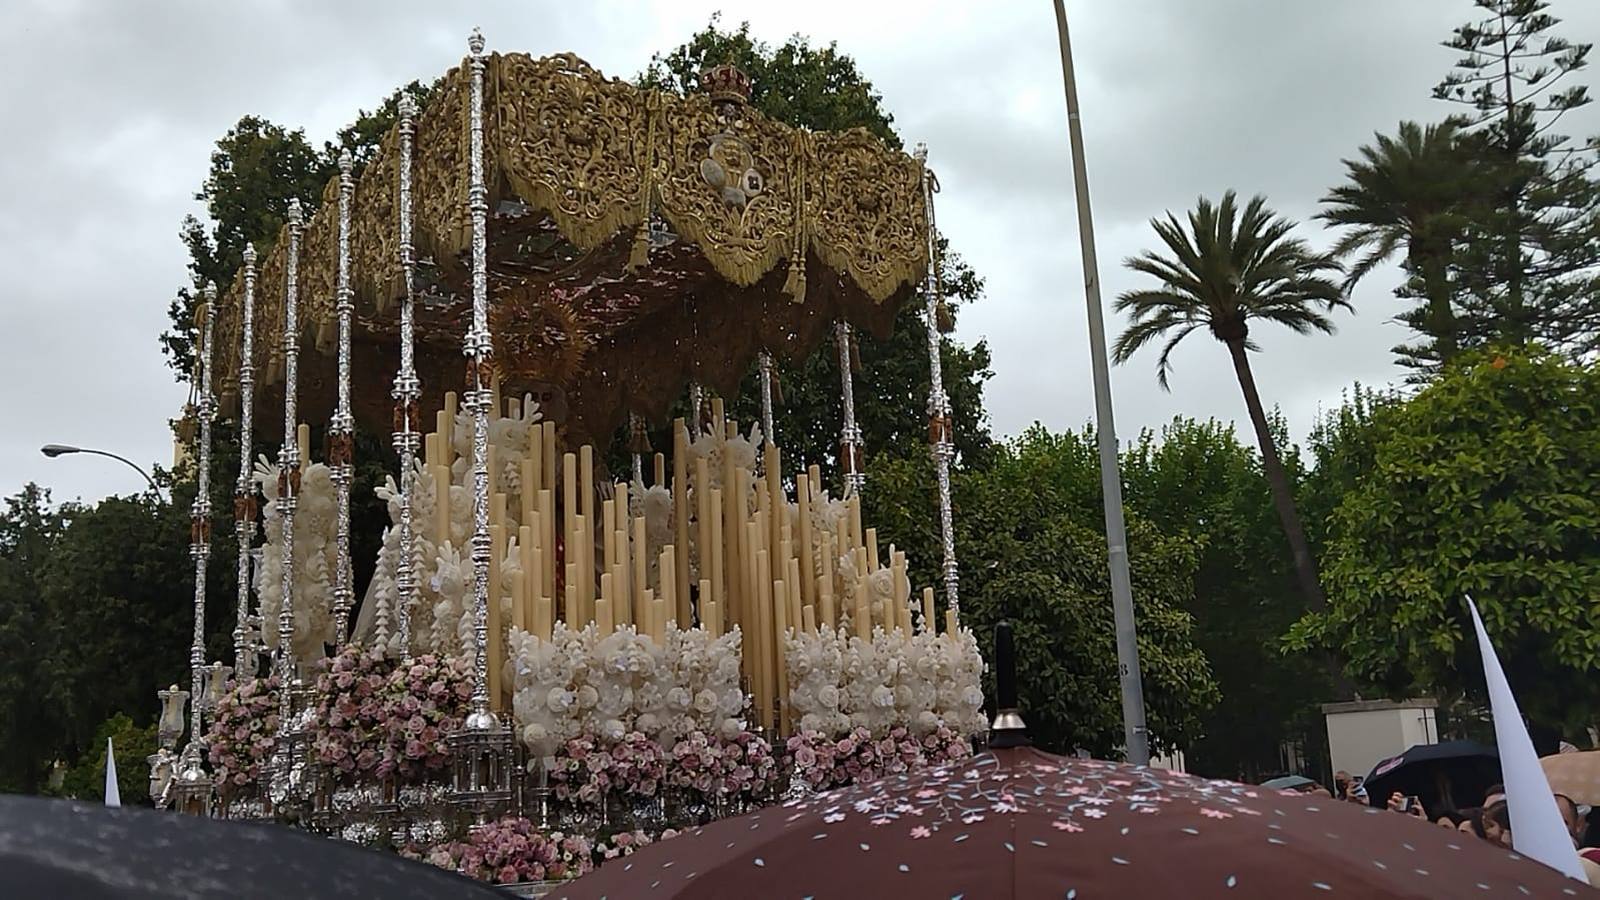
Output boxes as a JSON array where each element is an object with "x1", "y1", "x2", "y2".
[{"x1": 1322, "y1": 698, "x2": 1439, "y2": 780}]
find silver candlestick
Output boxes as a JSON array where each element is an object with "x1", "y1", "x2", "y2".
[
  {"x1": 175, "y1": 284, "x2": 217, "y2": 816},
  {"x1": 449, "y1": 27, "x2": 514, "y2": 819},
  {"x1": 269, "y1": 198, "x2": 305, "y2": 811},
  {"x1": 234, "y1": 245, "x2": 260, "y2": 676},
  {"x1": 390, "y1": 93, "x2": 423, "y2": 658},
  {"x1": 330, "y1": 149, "x2": 356, "y2": 646},
  {"x1": 915, "y1": 144, "x2": 960, "y2": 618}
]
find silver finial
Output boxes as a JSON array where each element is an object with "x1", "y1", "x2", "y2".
[
  {"x1": 914, "y1": 142, "x2": 928, "y2": 163},
  {"x1": 287, "y1": 197, "x2": 302, "y2": 225},
  {"x1": 398, "y1": 94, "x2": 417, "y2": 118},
  {"x1": 242, "y1": 244, "x2": 256, "y2": 265},
  {"x1": 339, "y1": 147, "x2": 353, "y2": 172},
  {"x1": 468, "y1": 27, "x2": 485, "y2": 55}
]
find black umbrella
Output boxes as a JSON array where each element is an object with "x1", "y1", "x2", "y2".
[
  {"x1": 0, "y1": 794, "x2": 500, "y2": 899},
  {"x1": 1362, "y1": 740, "x2": 1500, "y2": 813}
]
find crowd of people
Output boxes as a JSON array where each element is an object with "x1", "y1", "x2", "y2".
[{"x1": 1307, "y1": 770, "x2": 1600, "y2": 884}]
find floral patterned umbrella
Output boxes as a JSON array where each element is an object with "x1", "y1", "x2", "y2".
[{"x1": 548, "y1": 745, "x2": 1593, "y2": 899}]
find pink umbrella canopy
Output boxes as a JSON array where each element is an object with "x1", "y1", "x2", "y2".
[{"x1": 550, "y1": 745, "x2": 1594, "y2": 898}]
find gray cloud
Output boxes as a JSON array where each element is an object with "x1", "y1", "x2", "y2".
[{"x1": 3, "y1": 0, "x2": 1597, "y2": 503}]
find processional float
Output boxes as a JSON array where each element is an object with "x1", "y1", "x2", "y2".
[{"x1": 149, "y1": 30, "x2": 982, "y2": 889}]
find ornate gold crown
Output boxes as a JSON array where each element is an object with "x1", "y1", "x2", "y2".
[{"x1": 699, "y1": 63, "x2": 751, "y2": 105}]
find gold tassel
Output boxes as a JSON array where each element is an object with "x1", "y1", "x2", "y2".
[
  {"x1": 782, "y1": 255, "x2": 807, "y2": 303},
  {"x1": 627, "y1": 223, "x2": 651, "y2": 272},
  {"x1": 936, "y1": 300, "x2": 955, "y2": 334}
]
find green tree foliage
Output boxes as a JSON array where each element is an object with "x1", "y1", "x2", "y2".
[
  {"x1": 1320, "y1": 121, "x2": 1483, "y2": 370},
  {"x1": 1120, "y1": 418, "x2": 1329, "y2": 780},
  {"x1": 1113, "y1": 191, "x2": 1347, "y2": 615},
  {"x1": 0, "y1": 485, "x2": 67, "y2": 792},
  {"x1": 866, "y1": 429, "x2": 1219, "y2": 757},
  {"x1": 1433, "y1": 0, "x2": 1600, "y2": 356},
  {"x1": 639, "y1": 17, "x2": 995, "y2": 475},
  {"x1": 49, "y1": 713, "x2": 158, "y2": 806},
  {"x1": 1287, "y1": 349, "x2": 1600, "y2": 732}
]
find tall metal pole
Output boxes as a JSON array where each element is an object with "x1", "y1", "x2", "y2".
[
  {"x1": 391, "y1": 94, "x2": 422, "y2": 658},
  {"x1": 330, "y1": 149, "x2": 356, "y2": 646},
  {"x1": 234, "y1": 246, "x2": 260, "y2": 675},
  {"x1": 1051, "y1": 0, "x2": 1149, "y2": 765}
]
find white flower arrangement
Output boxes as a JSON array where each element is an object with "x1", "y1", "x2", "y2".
[
  {"x1": 506, "y1": 622, "x2": 747, "y2": 759},
  {"x1": 785, "y1": 624, "x2": 987, "y2": 742}
]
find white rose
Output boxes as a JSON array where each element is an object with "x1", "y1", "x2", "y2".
[
  {"x1": 636, "y1": 713, "x2": 660, "y2": 734},
  {"x1": 719, "y1": 717, "x2": 744, "y2": 740},
  {"x1": 577, "y1": 685, "x2": 599, "y2": 708},
  {"x1": 547, "y1": 688, "x2": 574, "y2": 712},
  {"x1": 817, "y1": 686, "x2": 840, "y2": 710},
  {"x1": 871, "y1": 686, "x2": 895, "y2": 709},
  {"x1": 600, "y1": 719, "x2": 626, "y2": 742},
  {"x1": 694, "y1": 689, "x2": 719, "y2": 715},
  {"x1": 716, "y1": 655, "x2": 741, "y2": 680},
  {"x1": 523, "y1": 723, "x2": 549, "y2": 745},
  {"x1": 960, "y1": 686, "x2": 984, "y2": 709},
  {"x1": 667, "y1": 687, "x2": 692, "y2": 711},
  {"x1": 719, "y1": 689, "x2": 744, "y2": 714},
  {"x1": 894, "y1": 685, "x2": 915, "y2": 709}
]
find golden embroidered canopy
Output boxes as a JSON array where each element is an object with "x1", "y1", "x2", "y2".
[{"x1": 212, "y1": 52, "x2": 931, "y2": 445}]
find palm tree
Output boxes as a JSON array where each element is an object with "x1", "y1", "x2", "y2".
[
  {"x1": 1318, "y1": 120, "x2": 1472, "y2": 363},
  {"x1": 1114, "y1": 191, "x2": 1347, "y2": 612}
]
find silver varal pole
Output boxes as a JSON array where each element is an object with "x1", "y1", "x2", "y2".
[
  {"x1": 1051, "y1": 0, "x2": 1149, "y2": 765},
  {"x1": 835, "y1": 323, "x2": 865, "y2": 496},
  {"x1": 464, "y1": 28, "x2": 496, "y2": 730},
  {"x1": 272, "y1": 199, "x2": 305, "y2": 793},
  {"x1": 914, "y1": 144, "x2": 960, "y2": 620},
  {"x1": 234, "y1": 246, "x2": 260, "y2": 675},
  {"x1": 179, "y1": 285, "x2": 218, "y2": 793},
  {"x1": 390, "y1": 94, "x2": 422, "y2": 657},
  {"x1": 330, "y1": 149, "x2": 356, "y2": 645}
]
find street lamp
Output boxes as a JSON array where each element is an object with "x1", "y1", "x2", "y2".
[{"x1": 40, "y1": 444, "x2": 165, "y2": 500}]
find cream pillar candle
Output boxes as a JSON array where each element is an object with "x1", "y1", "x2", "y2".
[
  {"x1": 564, "y1": 563, "x2": 578, "y2": 625},
  {"x1": 703, "y1": 596, "x2": 719, "y2": 638},
  {"x1": 820, "y1": 532, "x2": 835, "y2": 625},
  {"x1": 756, "y1": 548, "x2": 773, "y2": 729},
  {"x1": 922, "y1": 587, "x2": 936, "y2": 635},
  {"x1": 613, "y1": 538, "x2": 630, "y2": 627},
  {"x1": 854, "y1": 581, "x2": 871, "y2": 640},
  {"x1": 796, "y1": 473, "x2": 815, "y2": 609},
  {"x1": 562, "y1": 452, "x2": 577, "y2": 576},
  {"x1": 511, "y1": 567, "x2": 528, "y2": 638},
  {"x1": 801, "y1": 605, "x2": 816, "y2": 634},
  {"x1": 539, "y1": 489, "x2": 555, "y2": 601},
  {"x1": 695, "y1": 458, "x2": 712, "y2": 610},
  {"x1": 650, "y1": 592, "x2": 666, "y2": 643},
  {"x1": 542, "y1": 423, "x2": 556, "y2": 506},
  {"x1": 573, "y1": 514, "x2": 590, "y2": 620},
  {"x1": 602, "y1": 498, "x2": 616, "y2": 579},
  {"x1": 772, "y1": 576, "x2": 791, "y2": 735},
  {"x1": 443, "y1": 391, "x2": 458, "y2": 472},
  {"x1": 595, "y1": 593, "x2": 612, "y2": 636},
  {"x1": 866, "y1": 528, "x2": 880, "y2": 572},
  {"x1": 720, "y1": 454, "x2": 737, "y2": 607},
  {"x1": 425, "y1": 431, "x2": 438, "y2": 468},
  {"x1": 699, "y1": 578, "x2": 712, "y2": 630},
  {"x1": 520, "y1": 458, "x2": 536, "y2": 528},
  {"x1": 672, "y1": 420, "x2": 691, "y2": 624},
  {"x1": 297, "y1": 423, "x2": 311, "y2": 471},
  {"x1": 945, "y1": 608, "x2": 958, "y2": 635},
  {"x1": 786, "y1": 556, "x2": 803, "y2": 639},
  {"x1": 519, "y1": 524, "x2": 536, "y2": 625},
  {"x1": 579, "y1": 445, "x2": 594, "y2": 538},
  {"x1": 764, "y1": 445, "x2": 782, "y2": 564},
  {"x1": 653, "y1": 452, "x2": 666, "y2": 488},
  {"x1": 709, "y1": 487, "x2": 724, "y2": 614},
  {"x1": 632, "y1": 516, "x2": 647, "y2": 621},
  {"x1": 659, "y1": 547, "x2": 677, "y2": 627}
]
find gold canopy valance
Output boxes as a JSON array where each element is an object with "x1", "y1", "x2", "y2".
[{"x1": 212, "y1": 51, "x2": 929, "y2": 444}]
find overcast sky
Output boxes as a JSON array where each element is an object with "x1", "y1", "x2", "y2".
[{"x1": 3, "y1": 0, "x2": 1598, "y2": 505}]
